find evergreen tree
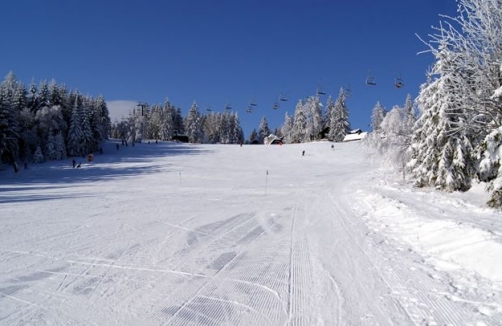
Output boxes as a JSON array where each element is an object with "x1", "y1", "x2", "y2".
[
  {"x1": 258, "y1": 116, "x2": 271, "y2": 143},
  {"x1": 0, "y1": 72, "x2": 21, "y2": 170},
  {"x1": 174, "y1": 107, "x2": 184, "y2": 135},
  {"x1": 95, "y1": 95, "x2": 111, "y2": 141},
  {"x1": 290, "y1": 99, "x2": 308, "y2": 143},
  {"x1": 408, "y1": 43, "x2": 474, "y2": 191},
  {"x1": 81, "y1": 106, "x2": 94, "y2": 153},
  {"x1": 371, "y1": 101, "x2": 386, "y2": 132},
  {"x1": 249, "y1": 129, "x2": 258, "y2": 143},
  {"x1": 281, "y1": 112, "x2": 294, "y2": 143},
  {"x1": 306, "y1": 95, "x2": 323, "y2": 140},
  {"x1": 67, "y1": 99, "x2": 84, "y2": 157},
  {"x1": 328, "y1": 88, "x2": 350, "y2": 142},
  {"x1": 184, "y1": 102, "x2": 204, "y2": 143}
]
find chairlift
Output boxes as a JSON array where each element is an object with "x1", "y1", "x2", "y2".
[
  {"x1": 395, "y1": 76, "x2": 404, "y2": 89},
  {"x1": 279, "y1": 93, "x2": 288, "y2": 102},
  {"x1": 316, "y1": 87, "x2": 326, "y2": 96},
  {"x1": 246, "y1": 107, "x2": 253, "y2": 113},
  {"x1": 273, "y1": 102, "x2": 279, "y2": 110},
  {"x1": 249, "y1": 97, "x2": 257, "y2": 107},
  {"x1": 224, "y1": 103, "x2": 232, "y2": 110},
  {"x1": 206, "y1": 108, "x2": 212, "y2": 112},
  {"x1": 365, "y1": 76, "x2": 376, "y2": 86}
]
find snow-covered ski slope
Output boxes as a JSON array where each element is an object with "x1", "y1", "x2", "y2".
[{"x1": 1, "y1": 140, "x2": 502, "y2": 325}]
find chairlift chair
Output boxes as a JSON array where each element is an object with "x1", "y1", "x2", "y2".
[
  {"x1": 273, "y1": 102, "x2": 279, "y2": 110},
  {"x1": 365, "y1": 76, "x2": 376, "y2": 86},
  {"x1": 394, "y1": 77, "x2": 404, "y2": 89},
  {"x1": 224, "y1": 103, "x2": 232, "y2": 110},
  {"x1": 316, "y1": 88, "x2": 326, "y2": 96}
]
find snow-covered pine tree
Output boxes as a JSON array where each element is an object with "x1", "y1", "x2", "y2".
[
  {"x1": 203, "y1": 112, "x2": 220, "y2": 144},
  {"x1": 328, "y1": 88, "x2": 350, "y2": 142},
  {"x1": 174, "y1": 108, "x2": 185, "y2": 135},
  {"x1": 95, "y1": 95, "x2": 111, "y2": 141},
  {"x1": 249, "y1": 129, "x2": 258, "y2": 143},
  {"x1": 27, "y1": 78, "x2": 38, "y2": 112},
  {"x1": 306, "y1": 95, "x2": 323, "y2": 141},
  {"x1": 258, "y1": 116, "x2": 271, "y2": 143},
  {"x1": 54, "y1": 131, "x2": 67, "y2": 160},
  {"x1": 160, "y1": 99, "x2": 175, "y2": 140},
  {"x1": 408, "y1": 41, "x2": 474, "y2": 192},
  {"x1": 0, "y1": 72, "x2": 20, "y2": 169},
  {"x1": 371, "y1": 101, "x2": 386, "y2": 132},
  {"x1": 229, "y1": 112, "x2": 244, "y2": 144},
  {"x1": 290, "y1": 99, "x2": 308, "y2": 143},
  {"x1": 184, "y1": 102, "x2": 204, "y2": 143},
  {"x1": 403, "y1": 93, "x2": 416, "y2": 132},
  {"x1": 82, "y1": 105, "x2": 95, "y2": 153},
  {"x1": 281, "y1": 112, "x2": 294, "y2": 144},
  {"x1": 148, "y1": 104, "x2": 162, "y2": 140},
  {"x1": 45, "y1": 133, "x2": 57, "y2": 161},
  {"x1": 67, "y1": 99, "x2": 84, "y2": 157},
  {"x1": 37, "y1": 80, "x2": 50, "y2": 110}
]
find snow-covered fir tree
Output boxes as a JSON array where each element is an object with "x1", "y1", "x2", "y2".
[
  {"x1": 371, "y1": 102, "x2": 386, "y2": 132},
  {"x1": 258, "y1": 116, "x2": 271, "y2": 143},
  {"x1": 249, "y1": 129, "x2": 258, "y2": 143},
  {"x1": 80, "y1": 106, "x2": 94, "y2": 153},
  {"x1": 67, "y1": 99, "x2": 84, "y2": 157},
  {"x1": 0, "y1": 72, "x2": 20, "y2": 170},
  {"x1": 290, "y1": 99, "x2": 308, "y2": 143},
  {"x1": 305, "y1": 95, "x2": 323, "y2": 141},
  {"x1": 184, "y1": 102, "x2": 204, "y2": 143},
  {"x1": 327, "y1": 88, "x2": 350, "y2": 142},
  {"x1": 281, "y1": 112, "x2": 294, "y2": 144},
  {"x1": 407, "y1": 41, "x2": 474, "y2": 192}
]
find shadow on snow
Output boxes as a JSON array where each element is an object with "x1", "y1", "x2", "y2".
[{"x1": 0, "y1": 140, "x2": 212, "y2": 204}]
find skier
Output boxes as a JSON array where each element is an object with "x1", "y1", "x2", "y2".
[
  {"x1": 72, "y1": 158, "x2": 76, "y2": 168},
  {"x1": 302, "y1": 150, "x2": 305, "y2": 156}
]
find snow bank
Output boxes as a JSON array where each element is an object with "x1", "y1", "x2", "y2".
[{"x1": 357, "y1": 189, "x2": 502, "y2": 283}]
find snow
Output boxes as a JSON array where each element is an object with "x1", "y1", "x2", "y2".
[
  {"x1": 1, "y1": 140, "x2": 502, "y2": 325},
  {"x1": 492, "y1": 86, "x2": 502, "y2": 99},
  {"x1": 342, "y1": 131, "x2": 367, "y2": 142}
]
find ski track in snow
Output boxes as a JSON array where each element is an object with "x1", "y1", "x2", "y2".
[{"x1": 1, "y1": 140, "x2": 501, "y2": 325}]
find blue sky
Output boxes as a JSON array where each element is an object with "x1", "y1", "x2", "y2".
[{"x1": 1, "y1": 0, "x2": 456, "y2": 137}]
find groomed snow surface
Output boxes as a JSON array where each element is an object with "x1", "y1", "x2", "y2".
[{"x1": 1, "y1": 140, "x2": 502, "y2": 325}]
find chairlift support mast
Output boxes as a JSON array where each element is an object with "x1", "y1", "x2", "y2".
[{"x1": 137, "y1": 102, "x2": 148, "y2": 116}]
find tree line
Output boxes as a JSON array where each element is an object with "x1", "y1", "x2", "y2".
[
  {"x1": 110, "y1": 101, "x2": 245, "y2": 145},
  {"x1": 0, "y1": 72, "x2": 111, "y2": 172}
]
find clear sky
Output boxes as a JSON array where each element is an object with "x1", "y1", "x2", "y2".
[{"x1": 1, "y1": 0, "x2": 456, "y2": 137}]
